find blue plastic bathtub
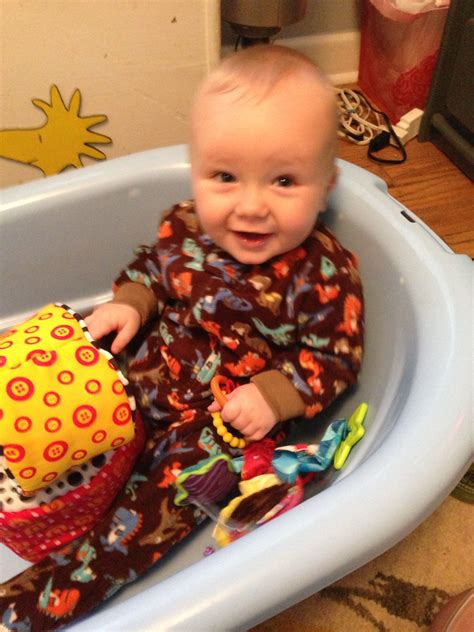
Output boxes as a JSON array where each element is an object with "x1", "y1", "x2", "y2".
[{"x1": 1, "y1": 145, "x2": 472, "y2": 630}]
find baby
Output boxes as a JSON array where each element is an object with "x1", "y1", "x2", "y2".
[
  {"x1": 0, "y1": 45, "x2": 364, "y2": 629},
  {"x1": 85, "y1": 43, "x2": 361, "y2": 440}
]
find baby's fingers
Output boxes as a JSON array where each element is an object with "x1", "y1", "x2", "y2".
[
  {"x1": 244, "y1": 427, "x2": 267, "y2": 442},
  {"x1": 221, "y1": 397, "x2": 242, "y2": 425},
  {"x1": 110, "y1": 322, "x2": 137, "y2": 355},
  {"x1": 84, "y1": 315, "x2": 114, "y2": 343}
]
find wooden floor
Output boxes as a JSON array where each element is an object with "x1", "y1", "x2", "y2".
[{"x1": 336, "y1": 135, "x2": 474, "y2": 258}]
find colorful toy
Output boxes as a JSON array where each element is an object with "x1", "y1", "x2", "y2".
[
  {"x1": 0, "y1": 303, "x2": 145, "y2": 561},
  {"x1": 333, "y1": 402, "x2": 368, "y2": 470},
  {"x1": 175, "y1": 375, "x2": 367, "y2": 547}
]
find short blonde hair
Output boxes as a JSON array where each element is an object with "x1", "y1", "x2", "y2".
[
  {"x1": 197, "y1": 44, "x2": 333, "y2": 103},
  {"x1": 191, "y1": 45, "x2": 337, "y2": 172}
]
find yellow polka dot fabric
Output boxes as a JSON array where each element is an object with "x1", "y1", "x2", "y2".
[{"x1": 0, "y1": 304, "x2": 135, "y2": 493}]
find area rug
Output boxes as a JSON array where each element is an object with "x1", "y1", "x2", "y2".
[{"x1": 252, "y1": 492, "x2": 474, "y2": 632}]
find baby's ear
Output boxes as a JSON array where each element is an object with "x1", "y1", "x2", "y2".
[
  {"x1": 319, "y1": 167, "x2": 338, "y2": 214},
  {"x1": 326, "y1": 166, "x2": 339, "y2": 195}
]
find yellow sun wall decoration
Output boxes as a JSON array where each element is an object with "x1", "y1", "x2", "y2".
[{"x1": 0, "y1": 85, "x2": 112, "y2": 176}]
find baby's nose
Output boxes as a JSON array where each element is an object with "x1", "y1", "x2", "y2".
[{"x1": 236, "y1": 186, "x2": 268, "y2": 218}]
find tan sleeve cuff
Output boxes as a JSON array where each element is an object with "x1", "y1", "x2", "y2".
[
  {"x1": 250, "y1": 370, "x2": 305, "y2": 422},
  {"x1": 112, "y1": 282, "x2": 158, "y2": 325}
]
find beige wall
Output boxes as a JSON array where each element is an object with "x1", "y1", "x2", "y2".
[
  {"x1": 0, "y1": 0, "x2": 220, "y2": 188},
  {"x1": 1, "y1": 1, "x2": 361, "y2": 189}
]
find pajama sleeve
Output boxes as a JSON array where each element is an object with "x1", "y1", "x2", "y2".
[
  {"x1": 252, "y1": 264, "x2": 364, "y2": 421},
  {"x1": 112, "y1": 282, "x2": 159, "y2": 325},
  {"x1": 111, "y1": 244, "x2": 169, "y2": 324}
]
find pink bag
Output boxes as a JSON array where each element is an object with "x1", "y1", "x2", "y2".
[{"x1": 358, "y1": 0, "x2": 449, "y2": 122}]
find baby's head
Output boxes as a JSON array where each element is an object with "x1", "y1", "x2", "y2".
[{"x1": 189, "y1": 45, "x2": 338, "y2": 265}]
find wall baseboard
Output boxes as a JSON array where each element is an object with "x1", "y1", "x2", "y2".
[{"x1": 222, "y1": 30, "x2": 360, "y2": 86}]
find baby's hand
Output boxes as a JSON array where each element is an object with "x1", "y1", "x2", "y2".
[
  {"x1": 85, "y1": 303, "x2": 141, "y2": 355},
  {"x1": 208, "y1": 383, "x2": 277, "y2": 442}
]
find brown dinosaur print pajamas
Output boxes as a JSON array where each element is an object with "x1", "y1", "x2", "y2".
[{"x1": 0, "y1": 200, "x2": 364, "y2": 630}]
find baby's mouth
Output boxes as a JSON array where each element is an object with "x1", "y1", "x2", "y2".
[{"x1": 233, "y1": 231, "x2": 271, "y2": 245}]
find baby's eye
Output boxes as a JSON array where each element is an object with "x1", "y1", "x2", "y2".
[
  {"x1": 215, "y1": 172, "x2": 236, "y2": 183},
  {"x1": 274, "y1": 175, "x2": 295, "y2": 187}
]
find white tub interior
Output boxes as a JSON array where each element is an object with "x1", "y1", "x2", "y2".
[{"x1": 0, "y1": 145, "x2": 472, "y2": 631}]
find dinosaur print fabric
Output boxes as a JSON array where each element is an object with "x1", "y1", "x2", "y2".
[
  {"x1": 115, "y1": 200, "x2": 364, "y2": 423},
  {"x1": 0, "y1": 421, "x2": 225, "y2": 629},
  {"x1": 0, "y1": 200, "x2": 364, "y2": 629}
]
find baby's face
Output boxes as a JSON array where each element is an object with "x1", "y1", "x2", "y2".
[{"x1": 190, "y1": 74, "x2": 336, "y2": 265}]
